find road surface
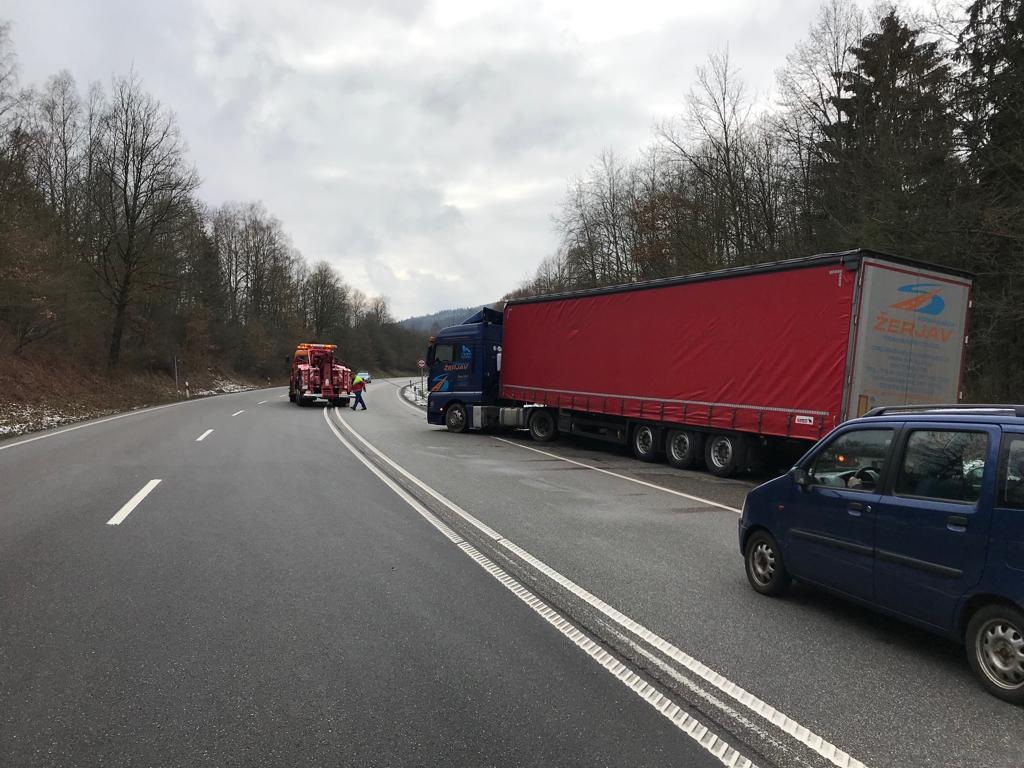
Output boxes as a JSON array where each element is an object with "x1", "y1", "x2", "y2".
[{"x1": 1, "y1": 381, "x2": 1021, "y2": 767}]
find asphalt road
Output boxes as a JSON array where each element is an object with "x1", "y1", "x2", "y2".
[{"x1": 2, "y1": 382, "x2": 1022, "y2": 767}]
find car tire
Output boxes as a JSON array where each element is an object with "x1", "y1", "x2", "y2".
[
  {"x1": 705, "y1": 433, "x2": 745, "y2": 477},
  {"x1": 631, "y1": 424, "x2": 660, "y2": 462},
  {"x1": 666, "y1": 429, "x2": 702, "y2": 469},
  {"x1": 966, "y1": 604, "x2": 1024, "y2": 704},
  {"x1": 445, "y1": 403, "x2": 468, "y2": 433},
  {"x1": 744, "y1": 531, "x2": 791, "y2": 597},
  {"x1": 528, "y1": 410, "x2": 557, "y2": 442}
]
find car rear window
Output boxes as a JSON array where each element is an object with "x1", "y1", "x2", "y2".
[
  {"x1": 999, "y1": 435, "x2": 1024, "y2": 509},
  {"x1": 894, "y1": 430, "x2": 988, "y2": 504}
]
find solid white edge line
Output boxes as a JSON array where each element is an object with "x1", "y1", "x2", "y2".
[
  {"x1": 232, "y1": 410, "x2": 245, "y2": 417},
  {"x1": 106, "y1": 479, "x2": 161, "y2": 525},
  {"x1": 395, "y1": 382, "x2": 426, "y2": 415},
  {"x1": 334, "y1": 409, "x2": 502, "y2": 541},
  {"x1": 332, "y1": 409, "x2": 867, "y2": 768},
  {"x1": 492, "y1": 437, "x2": 742, "y2": 514},
  {"x1": 195, "y1": 429, "x2": 214, "y2": 442},
  {"x1": 0, "y1": 387, "x2": 285, "y2": 453},
  {"x1": 321, "y1": 409, "x2": 757, "y2": 768}
]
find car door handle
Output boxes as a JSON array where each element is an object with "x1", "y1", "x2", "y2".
[
  {"x1": 847, "y1": 502, "x2": 870, "y2": 516},
  {"x1": 946, "y1": 514, "x2": 968, "y2": 532}
]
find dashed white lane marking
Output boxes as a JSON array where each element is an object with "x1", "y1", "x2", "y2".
[
  {"x1": 232, "y1": 410, "x2": 245, "y2": 417},
  {"x1": 333, "y1": 409, "x2": 867, "y2": 768},
  {"x1": 278, "y1": 394, "x2": 287, "y2": 398},
  {"x1": 107, "y1": 479, "x2": 161, "y2": 525},
  {"x1": 493, "y1": 437, "x2": 742, "y2": 515},
  {"x1": 0, "y1": 389, "x2": 286, "y2": 453},
  {"x1": 322, "y1": 409, "x2": 756, "y2": 768},
  {"x1": 257, "y1": 400, "x2": 269, "y2": 405},
  {"x1": 195, "y1": 429, "x2": 214, "y2": 442}
]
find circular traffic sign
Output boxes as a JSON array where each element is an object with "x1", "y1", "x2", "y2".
[{"x1": 417, "y1": 358, "x2": 426, "y2": 369}]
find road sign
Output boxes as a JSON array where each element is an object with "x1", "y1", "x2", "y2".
[{"x1": 417, "y1": 358, "x2": 426, "y2": 369}]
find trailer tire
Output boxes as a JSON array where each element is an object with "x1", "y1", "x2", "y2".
[
  {"x1": 445, "y1": 403, "x2": 468, "y2": 433},
  {"x1": 666, "y1": 429, "x2": 702, "y2": 469},
  {"x1": 528, "y1": 410, "x2": 557, "y2": 442},
  {"x1": 705, "y1": 433, "x2": 745, "y2": 477},
  {"x1": 631, "y1": 424, "x2": 660, "y2": 462}
]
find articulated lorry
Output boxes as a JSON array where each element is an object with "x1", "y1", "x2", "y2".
[
  {"x1": 289, "y1": 343, "x2": 352, "y2": 407},
  {"x1": 425, "y1": 249, "x2": 973, "y2": 476}
]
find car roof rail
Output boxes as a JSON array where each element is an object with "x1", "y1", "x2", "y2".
[{"x1": 862, "y1": 403, "x2": 1024, "y2": 418}]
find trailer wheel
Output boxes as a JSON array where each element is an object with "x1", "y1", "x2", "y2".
[
  {"x1": 666, "y1": 429, "x2": 702, "y2": 469},
  {"x1": 445, "y1": 403, "x2": 468, "y2": 433},
  {"x1": 705, "y1": 433, "x2": 745, "y2": 477},
  {"x1": 528, "y1": 410, "x2": 557, "y2": 442},
  {"x1": 631, "y1": 424, "x2": 660, "y2": 462}
]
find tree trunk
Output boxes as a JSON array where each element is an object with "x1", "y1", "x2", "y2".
[{"x1": 108, "y1": 300, "x2": 127, "y2": 368}]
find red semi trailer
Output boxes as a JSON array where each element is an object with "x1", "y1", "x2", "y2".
[{"x1": 425, "y1": 250, "x2": 973, "y2": 475}]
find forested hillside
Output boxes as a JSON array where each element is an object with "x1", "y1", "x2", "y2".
[
  {"x1": 399, "y1": 306, "x2": 482, "y2": 335},
  {"x1": 0, "y1": 23, "x2": 423, "y2": 388},
  {"x1": 511, "y1": 0, "x2": 1023, "y2": 401}
]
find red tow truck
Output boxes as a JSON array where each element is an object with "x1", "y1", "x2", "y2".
[{"x1": 289, "y1": 343, "x2": 352, "y2": 407}]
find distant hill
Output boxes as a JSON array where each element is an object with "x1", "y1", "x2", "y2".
[{"x1": 399, "y1": 306, "x2": 482, "y2": 334}]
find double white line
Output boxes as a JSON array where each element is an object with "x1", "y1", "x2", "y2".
[{"x1": 326, "y1": 409, "x2": 869, "y2": 768}]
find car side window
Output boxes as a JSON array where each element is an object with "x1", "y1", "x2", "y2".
[
  {"x1": 808, "y1": 429, "x2": 893, "y2": 492},
  {"x1": 999, "y1": 436, "x2": 1024, "y2": 510},
  {"x1": 894, "y1": 430, "x2": 988, "y2": 504}
]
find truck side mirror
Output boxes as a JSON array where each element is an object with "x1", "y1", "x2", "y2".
[
  {"x1": 792, "y1": 468, "x2": 811, "y2": 488},
  {"x1": 285, "y1": 356, "x2": 292, "y2": 367}
]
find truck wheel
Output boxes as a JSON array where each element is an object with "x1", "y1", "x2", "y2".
[
  {"x1": 705, "y1": 433, "x2": 744, "y2": 477},
  {"x1": 744, "y1": 531, "x2": 791, "y2": 596},
  {"x1": 631, "y1": 424, "x2": 660, "y2": 462},
  {"x1": 445, "y1": 403, "x2": 468, "y2": 433},
  {"x1": 966, "y1": 604, "x2": 1024, "y2": 704},
  {"x1": 340, "y1": 398, "x2": 350, "y2": 408},
  {"x1": 288, "y1": 391, "x2": 296, "y2": 403},
  {"x1": 528, "y1": 410, "x2": 557, "y2": 442},
  {"x1": 665, "y1": 429, "x2": 702, "y2": 469}
]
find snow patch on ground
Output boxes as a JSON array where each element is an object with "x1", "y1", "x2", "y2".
[
  {"x1": 402, "y1": 382, "x2": 428, "y2": 408},
  {"x1": 193, "y1": 376, "x2": 257, "y2": 397},
  {"x1": 0, "y1": 402, "x2": 118, "y2": 438}
]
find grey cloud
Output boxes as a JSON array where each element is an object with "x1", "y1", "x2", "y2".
[{"x1": 6, "y1": 0, "x2": 913, "y2": 318}]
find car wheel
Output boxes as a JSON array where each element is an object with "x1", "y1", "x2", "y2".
[
  {"x1": 631, "y1": 424, "x2": 660, "y2": 462},
  {"x1": 528, "y1": 410, "x2": 557, "y2": 442},
  {"x1": 445, "y1": 403, "x2": 467, "y2": 433},
  {"x1": 967, "y1": 604, "x2": 1024, "y2": 704},
  {"x1": 666, "y1": 429, "x2": 702, "y2": 469},
  {"x1": 705, "y1": 433, "x2": 744, "y2": 477},
  {"x1": 744, "y1": 531, "x2": 791, "y2": 596}
]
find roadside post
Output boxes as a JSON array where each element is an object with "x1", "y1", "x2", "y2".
[{"x1": 417, "y1": 358, "x2": 426, "y2": 402}]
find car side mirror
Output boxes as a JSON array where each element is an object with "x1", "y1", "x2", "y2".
[{"x1": 792, "y1": 468, "x2": 811, "y2": 489}]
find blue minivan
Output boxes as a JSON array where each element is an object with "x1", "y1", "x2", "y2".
[{"x1": 739, "y1": 405, "x2": 1024, "y2": 703}]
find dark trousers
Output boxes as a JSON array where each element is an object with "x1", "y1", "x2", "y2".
[{"x1": 352, "y1": 390, "x2": 366, "y2": 410}]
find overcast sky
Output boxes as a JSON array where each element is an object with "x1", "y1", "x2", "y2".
[{"x1": 5, "y1": 0, "x2": 924, "y2": 319}]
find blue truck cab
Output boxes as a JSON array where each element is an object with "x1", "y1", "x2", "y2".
[
  {"x1": 425, "y1": 307, "x2": 504, "y2": 432},
  {"x1": 738, "y1": 404, "x2": 1024, "y2": 703}
]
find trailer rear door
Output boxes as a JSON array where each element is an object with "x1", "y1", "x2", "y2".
[{"x1": 846, "y1": 258, "x2": 972, "y2": 418}]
